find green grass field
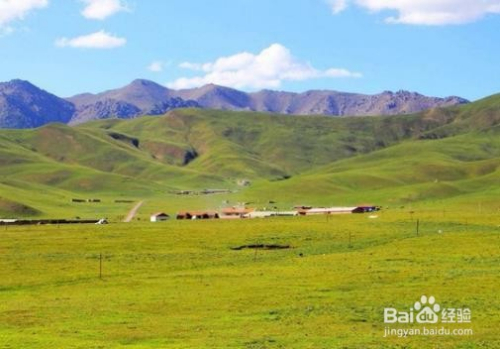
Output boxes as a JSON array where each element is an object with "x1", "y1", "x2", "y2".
[
  {"x1": 1, "y1": 209, "x2": 498, "y2": 348},
  {"x1": 1, "y1": 96, "x2": 499, "y2": 347}
]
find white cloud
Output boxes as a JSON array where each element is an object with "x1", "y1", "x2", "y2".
[
  {"x1": 148, "y1": 61, "x2": 164, "y2": 72},
  {"x1": 81, "y1": 0, "x2": 128, "y2": 20},
  {"x1": 0, "y1": 0, "x2": 48, "y2": 27},
  {"x1": 55, "y1": 30, "x2": 126, "y2": 49},
  {"x1": 328, "y1": 0, "x2": 500, "y2": 25},
  {"x1": 325, "y1": 68, "x2": 362, "y2": 78},
  {"x1": 168, "y1": 44, "x2": 361, "y2": 90},
  {"x1": 326, "y1": 0, "x2": 347, "y2": 14}
]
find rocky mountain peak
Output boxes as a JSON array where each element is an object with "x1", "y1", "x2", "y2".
[
  {"x1": 0, "y1": 80, "x2": 75, "y2": 129},
  {"x1": 0, "y1": 79, "x2": 471, "y2": 128}
]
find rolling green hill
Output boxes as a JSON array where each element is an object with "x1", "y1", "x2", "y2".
[
  {"x1": 243, "y1": 130, "x2": 500, "y2": 207},
  {"x1": 0, "y1": 94, "x2": 499, "y2": 218}
]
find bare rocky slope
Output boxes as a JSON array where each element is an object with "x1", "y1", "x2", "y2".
[
  {"x1": 0, "y1": 80, "x2": 75, "y2": 128},
  {"x1": 0, "y1": 79, "x2": 469, "y2": 128}
]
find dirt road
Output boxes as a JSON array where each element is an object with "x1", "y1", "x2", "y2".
[{"x1": 123, "y1": 201, "x2": 144, "y2": 222}]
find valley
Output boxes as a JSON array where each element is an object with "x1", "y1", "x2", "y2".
[{"x1": 0, "y1": 94, "x2": 498, "y2": 220}]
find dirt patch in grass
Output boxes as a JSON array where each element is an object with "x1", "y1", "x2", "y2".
[{"x1": 230, "y1": 244, "x2": 292, "y2": 251}]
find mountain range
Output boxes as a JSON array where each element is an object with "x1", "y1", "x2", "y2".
[{"x1": 0, "y1": 79, "x2": 469, "y2": 128}]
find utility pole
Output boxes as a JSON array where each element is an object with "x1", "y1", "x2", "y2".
[{"x1": 99, "y1": 253, "x2": 103, "y2": 279}]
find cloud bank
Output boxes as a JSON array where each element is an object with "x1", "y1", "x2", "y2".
[
  {"x1": 328, "y1": 0, "x2": 500, "y2": 25},
  {"x1": 168, "y1": 44, "x2": 361, "y2": 90},
  {"x1": 55, "y1": 30, "x2": 126, "y2": 49}
]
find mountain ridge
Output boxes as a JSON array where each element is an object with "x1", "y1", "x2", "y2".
[
  {"x1": 0, "y1": 79, "x2": 469, "y2": 128},
  {"x1": 0, "y1": 80, "x2": 75, "y2": 128}
]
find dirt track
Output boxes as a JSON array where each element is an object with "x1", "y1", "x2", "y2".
[{"x1": 123, "y1": 201, "x2": 144, "y2": 222}]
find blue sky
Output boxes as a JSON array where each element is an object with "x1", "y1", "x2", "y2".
[{"x1": 0, "y1": 0, "x2": 499, "y2": 100}]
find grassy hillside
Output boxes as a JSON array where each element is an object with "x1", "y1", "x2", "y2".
[
  {"x1": 96, "y1": 108, "x2": 458, "y2": 177},
  {"x1": 242, "y1": 129, "x2": 500, "y2": 208},
  {"x1": 0, "y1": 94, "x2": 499, "y2": 218}
]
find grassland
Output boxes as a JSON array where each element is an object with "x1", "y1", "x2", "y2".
[
  {"x1": 0, "y1": 209, "x2": 499, "y2": 348},
  {"x1": 0, "y1": 96, "x2": 499, "y2": 347}
]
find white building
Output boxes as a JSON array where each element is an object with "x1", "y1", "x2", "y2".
[
  {"x1": 301, "y1": 207, "x2": 358, "y2": 215},
  {"x1": 244, "y1": 211, "x2": 299, "y2": 219},
  {"x1": 150, "y1": 212, "x2": 170, "y2": 222}
]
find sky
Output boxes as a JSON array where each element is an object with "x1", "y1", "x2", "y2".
[{"x1": 0, "y1": 0, "x2": 499, "y2": 100}]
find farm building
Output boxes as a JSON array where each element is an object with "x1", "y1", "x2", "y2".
[
  {"x1": 244, "y1": 211, "x2": 275, "y2": 219},
  {"x1": 274, "y1": 211, "x2": 299, "y2": 217},
  {"x1": 150, "y1": 212, "x2": 170, "y2": 222},
  {"x1": 221, "y1": 207, "x2": 255, "y2": 218},
  {"x1": 0, "y1": 219, "x2": 19, "y2": 225},
  {"x1": 245, "y1": 211, "x2": 299, "y2": 219},
  {"x1": 352, "y1": 206, "x2": 381, "y2": 213},
  {"x1": 298, "y1": 207, "x2": 359, "y2": 215},
  {"x1": 176, "y1": 211, "x2": 220, "y2": 220},
  {"x1": 298, "y1": 206, "x2": 381, "y2": 215}
]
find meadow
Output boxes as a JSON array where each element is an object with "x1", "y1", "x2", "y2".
[
  {"x1": 1, "y1": 96, "x2": 499, "y2": 348},
  {"x1": 1, "y1": 208, "x2": 499, "y2": 348}
]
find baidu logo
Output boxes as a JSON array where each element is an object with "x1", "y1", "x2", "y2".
[{"x1": 384, "y1": 295, "x2": 471, "y2": 324}]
